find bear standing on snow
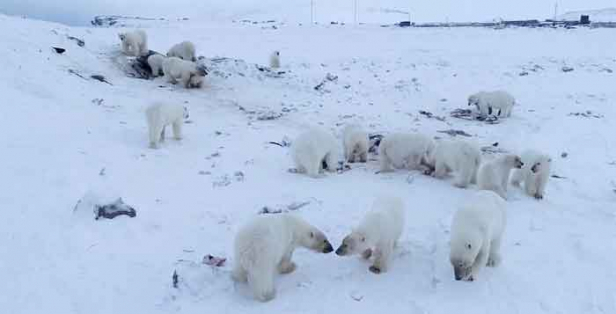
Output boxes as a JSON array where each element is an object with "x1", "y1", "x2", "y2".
[
  {"x1": 378, "y1": 132, "x2": 435, "y2": 173},
  {"x1": 270, "y1": 51, "x2": 280, "y2": 68},
  {"x1": 450, "y1": 190, "x2": 506, "y2": 282},
  {"x1": 342, "y1": 125, "x2": 369, "y2": 163},
  {"x1": 118, "y1": 30, "x2": 148, "y2": 57},
  {"x1": 477, "y1": 154, "x2": 523, "y2": 200},
  {"x1": 426, "y1": 139, "x2": 482, "y2": 188},
  {"x1": 511, "y1": 150, "x2": 552, "y2": 200},
  {"x1": 336, "y1": 196, "x2": 405, "y2": 274},
  {"x1": 147, "y1": 54, "x2": 165, "y2": 77},
  {"x1": 291, "y1": 128, "x2": 342, "y2": 178},
  {"x1": 167, "y1": 41, "x2": 197, "y2": 62},
  {"x1": 162, "y1": 57, "x2": 207, "y2": 88},
  {"x1": 145, "y1": 102, "x2": 189, "y2": 149},
  {"x1": 232, "y1": 214, "x2": 333, "y2": 302},
  {"x1": 468, "y1": 90, "x2": 515, "y2": 118}
]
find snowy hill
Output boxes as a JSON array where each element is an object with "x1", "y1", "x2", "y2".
[
  {"x1": 557, "y1": 7, "x2": 616, "y2": 22},
  {"x1": 1, "y1": 12, "x2": 616, "y2": 314}
]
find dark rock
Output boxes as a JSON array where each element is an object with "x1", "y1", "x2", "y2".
[
  {"x1": 52, "y1": 47, "x2": 66, "y2": 54},
  {"x1": 95, "y1": 198, "x2": 137, "y2": 220}
]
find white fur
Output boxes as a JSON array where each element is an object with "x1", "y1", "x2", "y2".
[
  {"x1": 468, "y1": 90, "x2": 515, "y2": 118},
  {"x1": 291, "y1": 128, "x2": 341, "y2": 178},
  {"x1": 336, "y1": 196, "x2": 405, "y2": 273},
  {"x1": 511, "y1": 150, "x2": 552, "y2": 200},
  {"x1": 342, "y1": 125, "x2": 369, "y2": 163},
  {"x1": 162, "y1": 57, "x2": 205, "y2": 88},
  {"x1": 145, "y1": 102, "x2": 188, "y2": 149},
  {"x1": 232, "y1": 214, "x2": 333, "y2": 302},
  {"x1": 428, "y1": 140, "x2": 482, "y2": 188},
  {"x1": 378, "y1": 133, "x2": 435, "y2": 172},
  {"x1": 147, "y1": 54, "x2": 165, "y2": 77},
  {"x1": 450, "y1": 190, "x2": 506, "y2": 281},
  {"x1": 118, "y1": 30, "x2": 148, "y2": 56},
  {"x1": 477, "y1": 154, "x2": 523, "y2": 200},
  {"x1": 167, "y1": 41, "x2": 197, "y2": 62},
  {"x1": 270, "y1": 51, "x2": 280, "y2": 68}
]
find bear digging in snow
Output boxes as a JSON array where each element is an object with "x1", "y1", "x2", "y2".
[
  {"x1": 147, "y1": 54, "x2": 165, "y2": 77},
  {"x1": 145, "y1": 102, "x2": 189, "y2": 149},
  {"x1": 426, "y1": 139, "x2": 482, "y2": 188},
  {"x1": 468, "y1": 90, "x2": 515, "y2": 118},
  {"x1": 270, "y1": 51, "x2": 280, "y2": 68},
  {"x1": 291, "y1": 128, "x2": 342, "y2": 178},
  {"x1": 510, "y1": 150, "x2": 552, "y2": 200},
  {"x1": 118, "y1": 30, "x2": 148, "y2": 57},
  {"x1": 232, "y1": 214, "x2": 333, "y2": 302},
  {"x1": 336, "y1": 196, "x2": 405, "y2": 274},
  {"x1": 477, "y1": 154, "x2": 523, "y2": 200},
  {"x1": 342, "y1": 124, "x2": 369, "y2": 163},
  {"x1": 162, "y1": 57, "x2": 207, "y2": 88},
  {"x1": 167, "y1": 41, "x2": 197, "y2": 62},
  {"x1": 450, "y1": 190, "x2": 506, "y2": 282},
  {"x1": 378, "y1": 132, "x2": 435, "y2": 173}
]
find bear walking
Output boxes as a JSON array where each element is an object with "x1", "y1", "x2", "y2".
[
  {"x1": 291, "y1": 128, "x2": 341, "y2": 178},
  {"x1": 511, "y1": 150, "x2": 552, "y2": 200},
  {"x1": 426, "y1": 139, "x2": 481, "y2": 188},
  {"x1": 477, "y1": 154, "x2": 523, "y2": 200},
  {"x1": 145, "y1": 102, "x2": 188, "y2": 149},
  {"x1": 378, "y1": 133, "x2": 434, "y2": 173},
  {"x1": 468, "y1": 90, "x2": 515, "y2": 118},
  {"x1": 118, "y1": 30, "x2": 148, "y2": 57}
]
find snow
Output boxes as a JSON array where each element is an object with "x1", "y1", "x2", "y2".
[
  {"x1": 557, "y1": 7, "x2": 616, "y2": 22},
  {"x1": 1, "y1": 12, "x2": 616, "y2": 314}
]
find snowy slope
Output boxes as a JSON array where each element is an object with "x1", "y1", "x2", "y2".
[
  {"x1": 557, "y1": 7, "x2": 616, "y2": 22},
  {"x1": 1, "y1": 13, "x2": 616, "y2": 314}
]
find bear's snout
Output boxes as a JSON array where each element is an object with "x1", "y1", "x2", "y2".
[
  {"x1": 335, "y1": 244, "x2": 347, "y2": 256},
  {"x1": 322, "y1": 241, "x2": 334, "y2": 253}
]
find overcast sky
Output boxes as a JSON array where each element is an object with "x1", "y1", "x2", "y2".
[{"x1": 0, "y1": 0, "x2": 614, "y2": 26}]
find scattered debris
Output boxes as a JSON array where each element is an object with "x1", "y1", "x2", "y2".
[
  {"x1": 418, "y1": 110, "x2": 446, "y2": 122},
  {"x1": 314, "y1": 73, "x2": 338, "y2": 91},
  {"x1": 68, "y1": 69, "x2": 88, "y2": 80},
  {"x1": 198, "y1": 170, "x2": 211, "y2": 175},
  {"x1": 568, "y1": 110, "x2": 603, "y2": 118},
  {"x1": 259, "y1": 200, "x2": 312, "y2": 214},
  {"x1": 551, "y1": 174, "x2": 567, "y2": 179},
  {"x1": 172, "y1": 270, "x2": 179, "y2": 288},
  {"x1": 450, "y1": 108, "x2": 500, "y2": 124},
  {"x1": 90, "y1": 74, "x2": 113, "y2": 85},
  {"x1": 561, "y1": 152, "x2": 568, "y2": 158},
  {"x1": 269, "y1": 137, "x2": 291, "y2": 147},
  {"x1": 95, "y1": 198, "x2": 137, "y2": 220},
  {"x1": 350, "y1": 291, "x2": 364, "y2": 302},
  {"x1": 481, "y1": 142, "x2": 508, "y2": 154},
  {"x1": 202, "y1": 255, "x2": 226, "y2": 267},
  {"x1": 52, "y1": 47, "x2": 66, "y2": 54},
  {"x1": 67, "y1": 36, "x2": 85, "y2": 47},
  {"x1": 256, "y1": 110, "x2": 283, "y2": 121},
  {"x1": 91, "y1": 98, "x2": 104, "y2": 106},
  {"x1": 437, "y1": 129, "x2": 472, "y2": 137},
  {"x1": 234, "y1": 171, "x2": 245, "y2": 182},
  {"x1": 561, "y1": 66, "x2": 575, "y2": 73},
  {"x1": 99, "y1": 167, "x2": 106, "y2": 176}
]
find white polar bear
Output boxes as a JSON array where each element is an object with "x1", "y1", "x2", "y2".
[
  {"x1": 270, "y1": 51, "x2": 280, "y2": 68},
  {"x1": 477, "y1": 154, "x2": 523, "y2": 200},
  {"x1": 427, "y1": 139, "x2": 482, "y2": 188},
  {"x1": 335, "y1": 196, "x2": 405, "y2": 274},
  {"x1": 118, "y1": 30, "x2": 148, "y2": 57},
  {"x1": 162, "y1": 57, "x2": 207, "y2": 88},
  {"x1": 232, "y1": 214, "x2": 333, "y2": 302},
  {"x1": 378, "y1": 132, "x2": 435, "y2": 173},
  {"x1": 468, "y1": 90, "x2": 515, "y2": 118},
  {"x1": 450, "y1": 190, "x2": 506, "y2": 281},
  {"x1": 167, "y1": 41, "x2": 197, "y2": 62},
  {"x1": 342, "y1": 124, "x2": 369, "y2": 163},
  {"x1": 147, "y1": 54, "x2": 165, "y2": 77},
  {"x1": 145, "y1": 102, "x2": 189, "y2": 149},
  {"x1": 510, "y1": 150, "x2": 552, "y2": 200},
  {"x1": 291, "y1": 128, "x2": 342, "y2": 178}
]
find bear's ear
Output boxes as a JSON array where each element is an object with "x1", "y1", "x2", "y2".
[
  {"x1": 466, "y1": 243, "x2": 472, "y2": 250},
  {"x1": 309, "y1": 231, "x2": 315, "y2": 239}
]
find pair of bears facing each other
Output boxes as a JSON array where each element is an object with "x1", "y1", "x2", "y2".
[{"x1": 232, "y1": 191, "x2": 505, "y2": 302}]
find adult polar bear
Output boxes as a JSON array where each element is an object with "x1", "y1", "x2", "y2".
[
  {"x1": 450, "y1": 190, "x2": 506, "y2": 281},
  {"x1": 291, "y1": 128, "x2": 342, "y2": 178},
  {"x1": 118, "y1": 30, "x2": 148, "y2": 57},
  {"x1": 427, "y1": 139, "x2": 481, "y2": 188},
  {"x1": 468, "y1": 90, "x2": 516, "y2": 118},
  {"x1": 511, "y1": 150, "x2": 552, "y2": 200},
  {"x1": 167, "y1": 41, "x2": 197, "y2": 62},
  {"x1": 162, "y1": 57, "x2": 207, "y2": 88},
  {"x1": 378, "y1": 132, "x2": 434, "y2": 173},
  {"x1": 145, "y1": 102, "x2": 188, "y2": 149},
  {"x1": 232, "y1": 214, "x2": 334, "y2": 302}
]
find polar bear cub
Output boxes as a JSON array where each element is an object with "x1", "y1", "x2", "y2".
[
  {"x1": 468, "y1": 90, "x2": 515, "y2": 118},
  {"x1": 342, "y1": 124, "x2": 369, "y2": 163},
  {"x1": 147, "y1": 54, "x2": 165, "y2": 77},
  {"x1": 167, "y1": 41, "x2": 197, "y2": 62},
  {"x1": 477, "y1": 154, "x2": 523, "y2": 200},
  {"x1": 450, "y1": 190, "x2": 506, "y2": 281},
  {"x1": 270, "y1": 51, "x2": 281, "y2": 68},
  {"x1": 336, "y1": 196, "x2": 405, "y2": 274},
  {"x1": 291, "y1": 128, "x2": 342, "y2": 178},
  {"x1": 162, "y1": 57, "x2": 207, "y2": 88},
  {"x1": 511, "y1": 150, "x2": 552, "y2": 200},
  {"x1": 427, "y1": 140, "x2": 482, "y2": 188},
  {"x1": 379, "y1": 133, "x2": 435, "y2": 172},
  {"x1": 232, "y1": 214, "x2": 334, "y2": 302},
  {"x1": 145, "y1": 102, "x2": 189, "y2": 149},
  {"x1": 118, "y1": 30, "x2": 148, "y2": 57}
]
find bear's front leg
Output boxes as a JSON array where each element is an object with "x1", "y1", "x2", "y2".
[
  {"x1": 172, "y1": 122, "x2": 183, "y2": 140},
  {"x1": 469, "y1": 244, "x2": 490, "y2": 281},
  {"x1": 370, "y1": 243, "x2": 393, "y2": 274},
  {"x1": 278, "y1": 251, "x2": 296, "y2": 274}
]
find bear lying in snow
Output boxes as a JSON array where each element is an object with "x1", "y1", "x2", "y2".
[
  {"x1": 511, "y1": 150, "x2": 552, "y2": 200},
  {"x1": 167, "y1": 41, "x2": 197, "y2": 62},
  {"x1": 426, "y1": 139, "x2": 482, "y2": 188},
  {"x1": 291, "y1": 128, "x2": 342, "y2": 178},
  {"x1": 118, "y1": 30, "x2": 148, "y2": 57},
  {"x1": 450, "y1": 190, "x2": 506, "y2": 281},
  {"x1": 145, "y1": 102, "x2": 188, "y2": 149},
  {"x1": 232, "y1": 214, "x2": 333, "y2": 302},
  {"x1": 378, "y1": 133, "x2": 434, "y2": 173},
  {"x1": 336, "y1": 196, "x2": 405, "y2": 274},
  {"x1": 162, "y1": 57, "x2": 206, "y2": 88},
  {"x1": 468, "y1": 90, "x2": 515, "y2": 118},
  {"x1": 477, "y1": 154, "x2": 523, "y2": 200},
  {"x1": 342, "y1": 124, "x2": 369, "y2": 163}
]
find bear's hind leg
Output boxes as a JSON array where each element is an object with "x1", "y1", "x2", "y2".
[
  {"x1": 487, "y1": 237, "x2": 502, "y2": 267},
  {"x1": 232, "y1": 264, "x2": 248, "y2": 283},
  {"x1": 172, "y1": 121, "x2": 183, "y2": 140},
  {"x1": 248, "y1": 266, "x2": 276, "y2": 302}
]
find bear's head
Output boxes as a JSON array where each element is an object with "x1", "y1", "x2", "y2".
[
  {"x1": 531, "y1": 156, "x2": 552, "y2": 174},
  {"x1": 468, "y1": 93, "x2": 480, "y2": 107},
  {"x1": 301, "y1": 228, "x2": 334, "y2": 254},
  {"x1": 449, "y1": 231, "x2": 483, "y2": 281},
  {"x1": 118, "y1": 33, "x2": 126, "y2": 41},
  {"x1": 187, "y1": 72, "x2": 204, "y2": 89},
  {"x1": 335, "y1": 231, "x2": 370, "y2": 256},
  {"x1": 502, "y1": 154, "x2": 523, "y2": 169}
]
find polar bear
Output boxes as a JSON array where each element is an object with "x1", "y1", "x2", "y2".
[
  {"x1": 291, "y1": 128, "x2": 342, "y2": 178},
  {"x1": 477, "y1": 154, "x2": 523, "y2": 200},
  {"x1": 450, "y1": 190, "x2": 506, "y2": 281},
  {"x1": 468, "y1": 90, "x2": 515, "y2": 118},
  {"x1": 145, "y1": 102, "x2": 189, "y2": 149},
  {"x1": 167, "y1": 41, "x2": 197, "y2": 62},
  {"x1": 335, "y1": 196, "x2": 405, "y2": 274},
  {"x1": 147, "y1": 54, "x2": 165, "y2": 77},
  {"x1": 510, "y1": 150, "x2": 552, "y2": 200},
  {"x1": 427, "y1": 139, "x2": 481, "y2": 188},
  {"x1": 232, "y1": 214, "x2": 334, "y2": 302},
  {"x1": 378, "y1": 132, "x2": 435, "y2": 173},
  {"x1": 342, "y1": 125, "x2": 369, "y2": 163},
  {"x1": 162, "y1": 57, "x2": 207, "y2": 88},
  {"x1": 270, "y1": 51, "x2": 280, "y2": 68},
  {"x1": 118, "y1": 30, "x2": 148, "y2": 57}
]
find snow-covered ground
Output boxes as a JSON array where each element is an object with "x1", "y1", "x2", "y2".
[{"x1": 1, "y1": 12, "x2": 616, "y2": 314}]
